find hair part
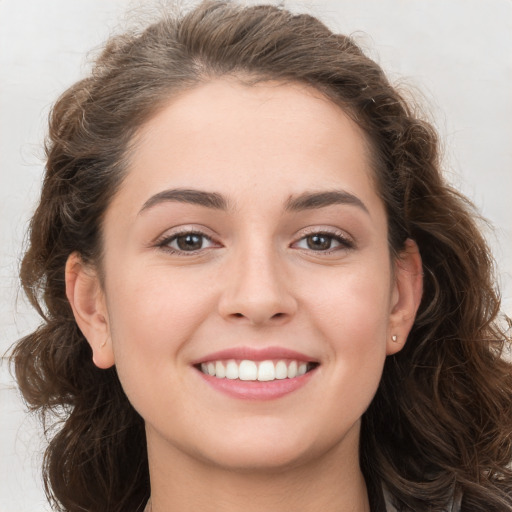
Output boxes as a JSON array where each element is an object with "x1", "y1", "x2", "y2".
[{"x1": 11, "y1": 2, "x2": 512, "y2": 511}]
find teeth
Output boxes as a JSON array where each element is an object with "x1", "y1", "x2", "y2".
[
  {"x1": 199, "y1": 359, "x2": 315, "y2": 381},
  {"x1": 226, "y1": 360, "x2": 239, "y2": 379},
  {"x1": 257, "y1": 360, "x2": 275, "y2": 381},
  {"x1": 275, "y1": 361, "x2": 288, "y2": 380},
  {"x1": 239, "y1": 360, "x2": 258, "y2": 380},
  {"x1": 287, "y1": 360, "x2": 297, "y2": 378},
  {"x1": 215, "y1": 360, "x2": 226, "y2": 378}
]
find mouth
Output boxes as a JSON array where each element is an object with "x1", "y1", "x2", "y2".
[
  {"x1": 191, "y1": 347, "x2": 320, "y2": 399},
  {"x1": 196, "y1": 359, "x2": 319, "y2": 382}
]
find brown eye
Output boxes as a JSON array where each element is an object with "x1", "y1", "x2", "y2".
[
  {"x1": 161, "y1": 232, "x2": 216, "y2": 253},
  {"x1": 306, "y1": 234, "x2": 333, "y2": 251},
  {"x1": 175, "y1": 233, "x2": 204, "y2": 251},
  {"x1": 292, "y1": 231, "x2": 353, "y2": 253}
]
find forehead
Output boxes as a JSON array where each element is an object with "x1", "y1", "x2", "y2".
[
  {"x1": 135, "y1": 79, "x2": 367, "y2": 150},
  {"x1": 114, "y1": 79, "x2": 380, "y2": 217}
]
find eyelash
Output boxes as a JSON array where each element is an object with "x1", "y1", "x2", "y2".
[
  {"x1": 155, "y1": 230, "x2": 218, "y2": 255},
  {"x1": 155, "y1": 228, "x2": 354, "y2": 255},
  {"x1": 292, "y1": 229, "x2": 354, "y2": 253}
]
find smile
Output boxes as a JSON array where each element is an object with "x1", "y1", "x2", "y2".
[
  {"x1": 199, "y1": 359, "x2": 318, "y2": 381},
  {"x1": 192, "y1": 347, "x2": 319, "y2": 400}
]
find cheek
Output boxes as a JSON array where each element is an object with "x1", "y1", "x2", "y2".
[
  {"x1": 305, "y1": 261, "x2": 392, "y2": 336},
  {"x1": 303, "y1": 263, "x2": 392, "y2": 385},
  {"x1": 316, "y1": 279, "x2": 390, "y2": 424},
  {"x1": 104, "y1": 266, "x2": 214, "y2": 403},
  {"x1": 108, "y1": 263, "x2": 212, "y2": 338}
]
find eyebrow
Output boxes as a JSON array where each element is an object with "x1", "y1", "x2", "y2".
[
  {"x1": 139, "y1": 188, "x2": 229, "y2": 214},
  {"x1": 284, "y1": 190, "x2": 369, "y2": 214},
  {"x1": 138, "y1": 188, "x2": 369, "y2": 216}
]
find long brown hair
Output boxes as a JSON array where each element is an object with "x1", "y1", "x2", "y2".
[{"x1": 11, "y1": 2, "x2": 512, "y2": 511}]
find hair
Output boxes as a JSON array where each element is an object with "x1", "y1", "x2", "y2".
[{"x1": 11, "y1": 1, "x2": 512, "y2": 511}]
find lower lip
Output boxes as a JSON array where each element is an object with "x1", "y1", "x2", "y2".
[{"x1": 195, "y1": 367, "x2": 316, "y2": 400}]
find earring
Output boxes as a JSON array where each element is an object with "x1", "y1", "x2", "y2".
[{"x1": 391, "y1": 334, "x2": 398, "y2": 342}]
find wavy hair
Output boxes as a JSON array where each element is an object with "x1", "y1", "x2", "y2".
[{"x1": 11, "y1": 1, "x2": 512, "y2": 511}]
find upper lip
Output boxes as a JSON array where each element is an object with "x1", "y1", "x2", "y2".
[{"x1": 191, "y1": 346, "x2": 318, "y2": 365}]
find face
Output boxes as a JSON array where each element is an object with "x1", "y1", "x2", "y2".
[{"x1": 68, "y1": 79, "x2": 422, "y2": 473}]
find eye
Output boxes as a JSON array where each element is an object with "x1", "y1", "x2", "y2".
[
  {"x1": 293, "y1": 232, "x2": 353, "y2": 252},
  {"x1": 158, "y1": 231, "x2": 217, "y2": 253}
]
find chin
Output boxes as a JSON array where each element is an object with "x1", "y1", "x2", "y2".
[{"x1": 191, "y1": 421, "x2": 331, "y2": 472}]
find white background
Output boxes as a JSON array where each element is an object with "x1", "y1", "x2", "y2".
[{"x1": 1, "y1": 1, "x2": 511, "y2": 510}]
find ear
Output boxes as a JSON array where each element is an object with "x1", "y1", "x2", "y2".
[
  {"x1": 65, "y1": 252, "x2": 115, "y2": 369},
  {"x1": 386, "y1": 239, "x2": 423, "y2": 355}
]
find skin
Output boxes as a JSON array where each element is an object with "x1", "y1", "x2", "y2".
[{"x1": 66, "y1": 79, "x2": 423, "y2": 512}]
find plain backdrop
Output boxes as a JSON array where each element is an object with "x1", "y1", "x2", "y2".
[{"x1": 1, "y1": 0, "x2": 511, "y2": 510}]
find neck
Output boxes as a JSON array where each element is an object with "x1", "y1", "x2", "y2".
[{"x1": 146, "y1": 425, "x2": 370, "y2": 512}]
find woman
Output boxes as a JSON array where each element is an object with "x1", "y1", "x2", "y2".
[{"x1": 11, "y1": 1, "x2": 512, "y2": 511}]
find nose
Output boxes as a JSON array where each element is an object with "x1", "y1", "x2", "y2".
[{"x1": 217, "y1": 245, "x2": 297, "y2": 326}]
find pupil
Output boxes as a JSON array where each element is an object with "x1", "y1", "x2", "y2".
[
  {"x1": 307, "y1": 234, "x2": 331, "y2": 250},
  {"x1": 177, "y1": 234, "x2": 202, "y2": 251}
]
